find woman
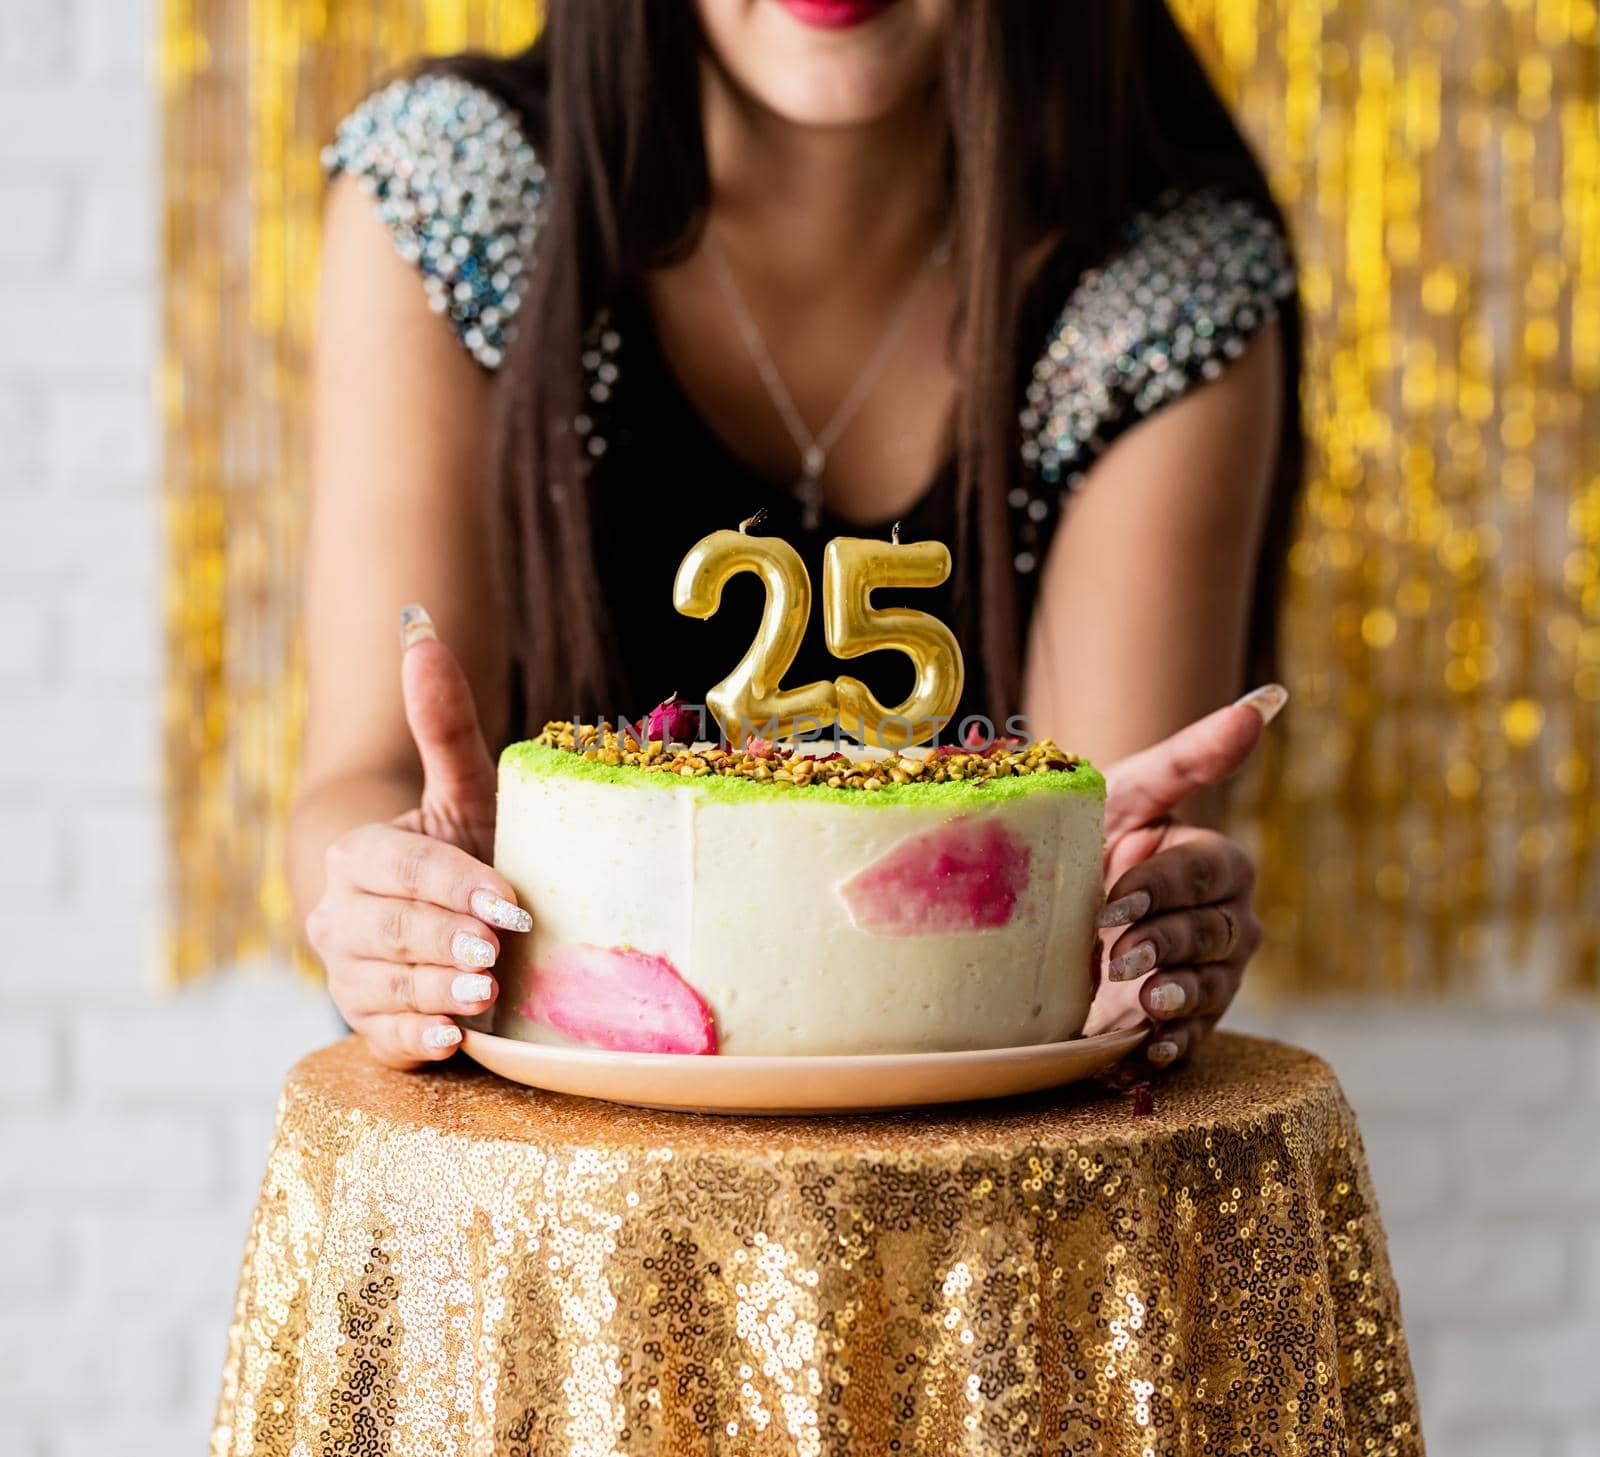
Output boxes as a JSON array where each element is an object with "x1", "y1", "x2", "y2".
[{"x1": 294, "y1": 0, "x2": 1301, "y2": 1071}]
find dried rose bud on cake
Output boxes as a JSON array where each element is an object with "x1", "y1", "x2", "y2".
[{"x1": 478, "y1": 720, "x2": 1106, "y2": 1057}]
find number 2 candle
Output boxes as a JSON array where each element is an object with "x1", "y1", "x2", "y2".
[{"x1": 672, "y1": 512, "x2": 838, "y2": 745}]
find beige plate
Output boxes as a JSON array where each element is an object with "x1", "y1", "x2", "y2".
[{"x1": 460, "y1": 1026, "x2": 1149, "y2": 1115}]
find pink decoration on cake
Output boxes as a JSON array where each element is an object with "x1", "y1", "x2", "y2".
[
  {"x1": 522, "y1": 945, "x2": 718, "y2": 1055},
  {"x1": 838, "y1": 817, "x2": 1032, "y2": 936},
  {"x1": 641, "y1": 695, "x2": 699, "y2": 745}
]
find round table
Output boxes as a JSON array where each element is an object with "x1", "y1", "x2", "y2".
[{"x1": 211, "y1": 1033, "x2": 1421, "y2": 1456}]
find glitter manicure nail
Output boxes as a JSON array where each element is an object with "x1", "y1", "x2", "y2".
[
  {"x1": 423, "y1": 1025, "x2": 462, "y2": 1050},
  {"x1": 452, "y1": 973, "x2": 494, "y2": 1005},
  {"x1": 400, "y1": 602, "x2": 437, "y2": 651},
  {"x1": 1147, "y1": 1040, "x2": 1180, "y2": 1066},
  {"x1": 1096, "y1": 890, "x2": 1152, "y2": 929},
  {"x1": 470, "y1": 890, "x2": 532, "y2": 933},
  {"x1": 452, "y1": 932, "x2": 496, "y2": 969},
  {"x1": 1235, "y1": 683, "x2": 1288, "y2": 725},
  {"x1": 1147, "y1": 982, "x2": 1187, "y2": 1014},
  {"x1": 1109, "y1": 941, "x2": 1157, "y2": 981}
]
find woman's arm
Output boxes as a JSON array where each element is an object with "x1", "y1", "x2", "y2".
[
  {"x1": 288, "y1": 178, "x2": 533, "y2": 1068},
  {"x1": 288, "y1": 176, "x2": 508, "y2": 922},
  {"x1": 1021, "y1": 318, "x2": 1284, "y2": 804},
  {"x1": 1022, "y1": 320, "x2": 1286, "y2": 1066}
]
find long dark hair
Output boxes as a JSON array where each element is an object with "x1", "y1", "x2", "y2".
[{"x1": 438, "y1": 1, "x2": 1303, "y2": 730}]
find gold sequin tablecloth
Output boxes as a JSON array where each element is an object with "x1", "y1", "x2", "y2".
[{"x1": 211, "y1": 1033, "x2": 1421, "y2": 1456}]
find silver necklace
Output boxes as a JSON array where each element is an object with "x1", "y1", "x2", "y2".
[{"x1": 701, "y1": 226, "x2": 952, "y2": 530}]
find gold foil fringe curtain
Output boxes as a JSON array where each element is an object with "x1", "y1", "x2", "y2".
[
  {"x1": 1171, "y1": 0, "x2": 1600, "y2": 994},
  {"x1": 161, "y1": 0, "x2": 542, "y2": 985},
  {"x1": 162, "y1": 0, "x2": 1599, "y2": 994}
]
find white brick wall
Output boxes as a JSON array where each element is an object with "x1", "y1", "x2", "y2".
[
  {"x1": 0, "y1": 5, "x2": 333, "y2": 1454},
  {"x1": 0, "y1": 4, "x2": 1595, "y2": 1453}
]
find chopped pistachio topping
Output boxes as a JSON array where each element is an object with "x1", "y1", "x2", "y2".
[{"x1": 530, "y1": 720, "x2": 1088, "y2": 792}]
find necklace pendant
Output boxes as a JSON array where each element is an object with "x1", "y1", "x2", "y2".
[{"x1": 797, "y1": 463, "x2": 824, "y2": 531}]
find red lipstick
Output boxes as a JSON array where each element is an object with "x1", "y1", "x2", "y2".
[{"x1": 772, "y1": 0, "x2": 899, "y2": 31}]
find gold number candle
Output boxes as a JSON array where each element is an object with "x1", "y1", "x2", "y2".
[
  {"x1": 673, "y1": 516, "x2": 837, "y2": 745},
  {"x1": 822, "y1": 533, "x2": 964, "y2": 749}
]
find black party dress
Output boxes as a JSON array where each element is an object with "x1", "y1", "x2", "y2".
[{"x1": 326, "y1": 73, "x2": 1295, "y2": 744}]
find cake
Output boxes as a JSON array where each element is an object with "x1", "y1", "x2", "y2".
[{"x1": 482, "y1": 719, "x2": 1106, "y2": 1057}]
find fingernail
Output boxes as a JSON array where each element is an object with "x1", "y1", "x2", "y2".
[
  {"x1": 451, "y1": 931, "x2": 496, "y2": 969},
  {"x1": 452, "y1": 973, "x2": 494, "y2": 1005},
  {"x1": 1147, "y1": 1039, "x2": 1180, "y2": 1066},
  {"x1": 1235, "y1": 683, "x2": 1288, "y2": 725},
  {"x1": 1109, "y1": 941, "x2": 1157, "y2": 981},
  {"x1": 1097, "y1": 890, "x2": 1152, "y2": 929},
  {"x1": 424, "y1": 1024, "x2": 462, "y2": 1050},
  {"x1": 471, "y1": 890, "x2": 532, "y2": 933},
  {"x1": 1147, "y1": 982, "x2": 1187, "y2": 1014},
  {"x1": 400, "y1": 603, "x2": 436, "y2": 651}
]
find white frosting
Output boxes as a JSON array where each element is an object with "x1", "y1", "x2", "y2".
[{"x1": 488, "y1": 753, "x2": 1105, "y2": 1055}]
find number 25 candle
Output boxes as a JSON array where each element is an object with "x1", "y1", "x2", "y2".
[{"x1": 674, "y1": 515, "x2": 964, "y2": 749}]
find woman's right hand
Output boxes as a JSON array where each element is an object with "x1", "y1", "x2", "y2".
[{"x1": 306, "y1": 606, "x2": 531, "y2": 1068}]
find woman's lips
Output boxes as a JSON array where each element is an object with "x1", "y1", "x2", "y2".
[{"x1": 771, "y1": 0, "x2": 899, "y2": 31}]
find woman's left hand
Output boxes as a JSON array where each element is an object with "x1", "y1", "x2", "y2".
[{"x1": 1081, "y1": 687, "x2": 1284, "y2": 1068}]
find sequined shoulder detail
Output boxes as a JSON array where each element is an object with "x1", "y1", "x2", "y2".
[
  {"x1": 323, "y1": 74, "x2": 547, "y2": 370},
  {"x1": 1019, "y1": 189, "x2": 1295, "y2": 495}
]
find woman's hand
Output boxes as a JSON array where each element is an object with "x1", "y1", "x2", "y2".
[
  {"x1": 1082, "y1": 686, "x2": 1285, "y2": 1068},
  {"x1": 305, "y1": 608, "x2": 530, "y2": 1069}
]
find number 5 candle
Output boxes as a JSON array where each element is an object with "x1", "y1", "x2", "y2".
[{"x1": 822, "y1": 530, "x2": 963, "y2": 750}]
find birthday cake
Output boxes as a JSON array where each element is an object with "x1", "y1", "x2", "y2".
[{"x1": 483, "y1": 716, "x2": 1106, "y2": 1056}]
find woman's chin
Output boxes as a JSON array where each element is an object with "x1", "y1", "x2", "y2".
[{"x1": 696, "y1": 0, "x2": 948, "y2": 130}]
